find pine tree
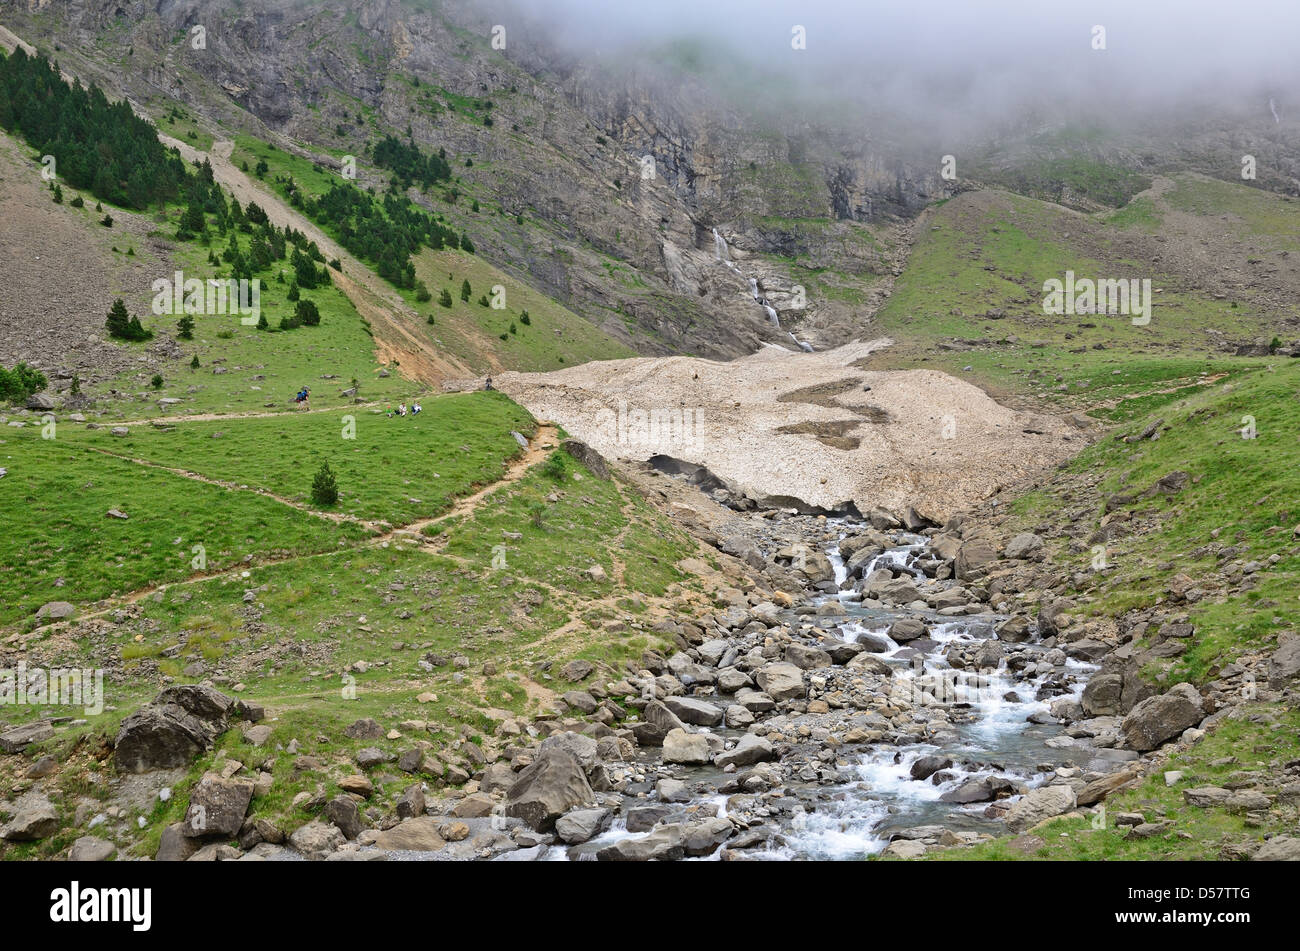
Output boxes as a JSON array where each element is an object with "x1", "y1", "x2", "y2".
[
  {"x1": 177, "y1": 314, "x2": 195, "y2": 339},
  {"x1": 190, "y1": 354, "x2": 200, "y2": 369},
  {"x1": 460, "y1": 279, "x2": 471, "y2": 302},
  {"x1": 311, "y1": 460, "x2": 339, "y2": 506},
  {"x1": 105, "y1": 298, "x2": 131, "y2": 338},
  {"x1": 295, "y1": 299, "x2": 321, "y2": 327},
  {"x1": 439, "y1": 288, "x2": 453, "y2": 308}
]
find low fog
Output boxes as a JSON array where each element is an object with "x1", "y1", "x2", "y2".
[{"x1": 490, "y1": 0, "x2": 1299, "y2": 139}]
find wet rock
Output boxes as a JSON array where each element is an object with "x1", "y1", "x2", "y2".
[
  {"x1": 910, "y1": 755, "x2": 953, "y2": 781},
  {"x1": 555, "y1": 808, "x2": 611, "y2": 844},
  {"x1": 888, "y1": 617, "x2": 929, "y2": 643},
  {"x1": 627, "y1": 805, "x2": 675, "y2": 832},
  {"x1": 939, "y1": 776, "x2": 1022, "y2": 804},
  {"x1": 596, "y1": 826, "x2": 684, "y2": 861}
]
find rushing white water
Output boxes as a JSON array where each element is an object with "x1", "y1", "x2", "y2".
[
  {"x1": 1269, "y1": 96, "x2": 1281, "y2": 124},
  {"x1": 763, "y1": 534, "x2": 1096, "y2": 858},
  {"x1": 546, "y1": 527, "x2": 1093, "y2": 862},
  {"x1": 712, "y1": 227, "x2": 730, "y2": 262}
]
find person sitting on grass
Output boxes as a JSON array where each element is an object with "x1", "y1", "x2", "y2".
[
  {"x1": 398, "y1": 403, "x2": 407, "y2": 417},
  {"x1": 411, "y1": 402, "x2": 422, "y2": 415}
]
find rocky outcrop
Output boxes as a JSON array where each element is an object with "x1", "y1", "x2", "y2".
[{"x1": 114, "y1": 685, "x2": 258, "y2": 773}]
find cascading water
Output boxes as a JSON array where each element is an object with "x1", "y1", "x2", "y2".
[
  {"x1": 712, "y1": 227, "x2": 731, "y2": 263},
  {"x1": 1269, "y1": 96, "x2": 1281, "y2": 124}
]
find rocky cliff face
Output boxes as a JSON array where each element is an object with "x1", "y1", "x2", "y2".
[{"x1": 5, "y1": 0, "x2": 940, "y2": 358}]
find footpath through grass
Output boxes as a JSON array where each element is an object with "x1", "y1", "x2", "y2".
[{"x1": 62, "y1": 391, "x2": 535, "y2": 525}]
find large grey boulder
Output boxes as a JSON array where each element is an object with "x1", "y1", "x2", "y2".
[
  {"x1": 114, "y1": 685, "x2": 249, "y2": 773},
  {"x1": 714, "y1": 734, "x2": 775, "y2": 769},
  {"x1": 69, "y1": 836, "x2": 117, "y2": 861},
  {"x1": 0, "y1": 720, "x2": 54, "y2": 753},
  {"x1": 1269, "y1": 638, "x2": 1300, "y2": 687},
  {"x1": 663, "y1": 696, "x2": 724, "y2": 727},
  {"x1": 183, "y1": 775, "x2": 255, "y2": 838},
  {"x1": 35, "y1": 601, "x2": 76, "y2": 621},
  {"x1": 1005, "y1": 785, "x2": 1077, "y2": 833},
  {"x1": 504, "y1": 748, "x2": 595, "y2": 831},
  {"x1": 1253, "y1": 836, "x2": 1300, "y2": 861},
  {"x1": 1120, "y1": 683, "x2": 1204, "y2": 751},
  {"x1": 288, "y1": 820, "x2": 346, "y2": 859},
  {"x1": 1081, "y1": 672, "x2": 1124, "y2": 717},
  {"x1": 785, "y1": 643, "x2": 832, "y2": 670},
  {"x1": 0, "y1": 791, "x2": 58, "y2": 841},
  {"x1": 1004, "y1": 533, "x2": 1044, "y2": 559},
  {"x1": 755, "y1": 663, "x2": 805, "y2": 701},
  {"x1": 955, "y1": 537, "x2": 999, "y2": 579},
  {"x1": 662, "y1": 728, "x2": 711, "y2": 765},
  {"x1": 596, "y1": 826, "x2": 685, "y2": 861},
  {"x1": 370, "y1": 816, "x2": 445, "y2": 851},
  {"x1": 888, "y1": 617, "x2": 929, "y2": 643},
  {"x1": 555, "y1": 808, "x2": 611, "y2": 844}
]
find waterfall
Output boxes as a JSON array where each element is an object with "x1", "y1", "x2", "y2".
[
  {"x1": 748, "y1": 278, "x2": 759, "y2": 299},
  {"x1": 1269, "y1": 97, "x2": 1281, "y2": 124},
  {"x1": 712, "y1": 227, "x2": 730, "y2": 262},
  {"x1": 765, "y1": 305, "x2": 780, "y2": 326},
  {"x1": 790, "y1": 332, "x2": 814, "y2": 352}
]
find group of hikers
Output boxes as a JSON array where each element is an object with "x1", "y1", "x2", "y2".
[{"x1": 290, "y1": 374, "x2": 492, "y2": 415}]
